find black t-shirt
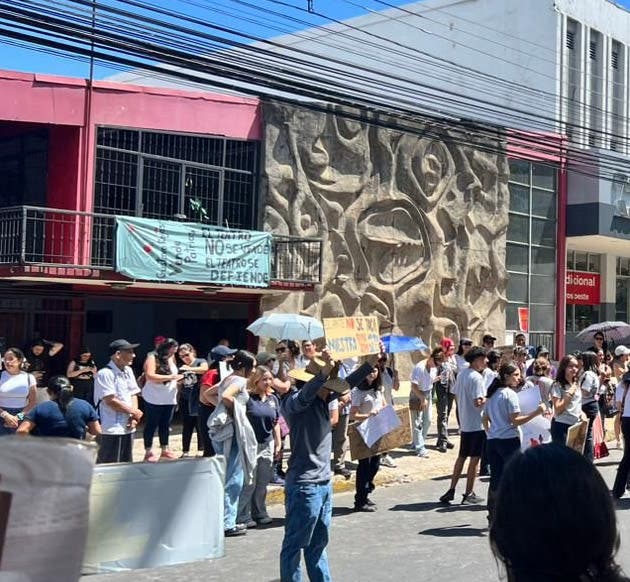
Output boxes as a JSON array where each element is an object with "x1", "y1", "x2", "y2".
[{"x1": 26, "y1": 351, "x2": 51, "y2": 388}]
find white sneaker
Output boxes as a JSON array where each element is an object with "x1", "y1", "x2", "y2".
[{"x1": 416, "y1": 449, "x2": 430, "y2": 459}]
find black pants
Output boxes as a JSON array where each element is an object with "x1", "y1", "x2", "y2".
[
  {"x1": 354, "y1": 455, "x2": 380, "y2": 507},
  {"x1": 582, "y1": 401, "x2": 600, "y2": 462},
  {"x1": 550, "y1": 418, "x2": 570, "y2": 445},
  {"x1": 197, "y1": 402, "x2": 216, "y2": 457},
  {"x1": 143, "y1": 402, "x2": 175, "y2": 449},
  {"x1": 96, "y1": 434, "x2": 133, "y2": 464},
  {"x1": 180, "y1": 394, "x2": 201, "y2": 453},
  {"x1": 486, "y1": 437, "x2": 520, "y2": 517},
  {"x1": 613, "y1": 417, "x2": 630, "y2": 498},
  {"x1": 435, "y1": 384, "x2": 454, "y2": 445}
]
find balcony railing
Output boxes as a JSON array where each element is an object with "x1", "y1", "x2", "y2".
[{"x1": 0, "y1": 206, "x2": 322, "y2": 285}]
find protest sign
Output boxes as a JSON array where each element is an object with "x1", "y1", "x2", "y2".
[
  {"x1": 115, "y1": 216, "x2": 271, "y2": 287},
  {"x1": 323, "y1": 316, "x2": 380, "y2": 359},
  {"x1": 349, "y1": 406, "x2": 411, "y2": 460},
  {"x1": 356, "y1": 405, "x2": 401, "y2": 448},
  {"x1": 517, "y1": 384, "x2": 551, "y2": 449}
]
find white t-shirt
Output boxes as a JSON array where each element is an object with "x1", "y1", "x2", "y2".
[
  {"x1": 616, "y1": 381, "x2": 630, "y2": 418},
  {"x1": 94, "y1": 361, "x2": 140, "y2": 435},
  {"x1": 483, "y1": 368, "x2": 498, "y2": 390},
  {"x1": 411, "y1": 361, "x2": 437, "y2": 393},
  {"x1": 455, "y1": 355, "x2": 469, "y2": 374},
  {"x1": 579, "y1": 370, "x2": 600, "y2": 405},
  {"x1": 453, "y1": 367, "x2": 486, "y2": 432},
  {"x1": 351, "y1": 387, "x2": 384, "y2": 415},
  {"x1": 550, "y1": 381, "x2": 581, "y2": 425},
  {"x1": 484, "y1": 387, "x2": 521, "y2": 440},
  {"x1": 217, "y1": 374, "x2": 248, "y2": 405},
  {"x1": 0, "y1": 371, "x2": 35, "y2": 409},
  {"x1": 380, "y1": 367, "x2": 394, "y2": 405},
  {"x1": 142, "y1": 358, "x2": 178, "y2": 405}
]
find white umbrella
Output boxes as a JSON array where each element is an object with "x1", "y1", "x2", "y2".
[
  {"x1": 576, "y1": 321, "x2": 630, "y2": 343},
  {"x1": 247, "y1": 313, "x2": 325, "y2": 341}
]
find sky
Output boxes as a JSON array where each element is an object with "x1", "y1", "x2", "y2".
[
  {"x1": 3, "y1": 0, "x2": 630, "y2": 81},
  {"x1": 0, "y1": 0, "x2": 413, "y2": 79}
]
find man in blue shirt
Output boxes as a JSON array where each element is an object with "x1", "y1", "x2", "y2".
[{"x1": 279, "y1": 351, "x2": 375, "y2": 582}]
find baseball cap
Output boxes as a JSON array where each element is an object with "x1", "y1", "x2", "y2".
[
  {"x1": 460, "y1": 337, "x2": 473, "y2": 346},
  {"x1": 536, "y1": 345, "x2": 550, "y2": 356},
  {"x1": 465, "y1": 346, "x2": 487, "y2": 363},
  {"x1": 209, "y1": 345, "x2": 238, "y2": 362},
  {"x1": 256, "y1": 351, "x2": 276, "y2": 365},
  {"x1": 109, "y1": 339, "x2": 140, "y2": 353},
  {"x1": 615, "y1": 345, "x2": 630, "y2": 356},
  {"x1": 482, "y1": 334, "x2": 497, "y2": 343}
]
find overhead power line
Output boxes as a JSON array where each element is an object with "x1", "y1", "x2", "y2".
[{"x1": 1, "y1": 0, "x2": 629, "y2": 186}]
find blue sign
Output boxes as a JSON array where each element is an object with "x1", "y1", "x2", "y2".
[{"x1": 115, "y1": 216, "x2": 272, "y2": 287}]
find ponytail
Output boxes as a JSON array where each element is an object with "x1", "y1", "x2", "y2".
[{"x1": 47, "y1": 375, "x2": 74, "y2": 414}]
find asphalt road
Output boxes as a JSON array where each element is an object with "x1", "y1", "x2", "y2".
[{"x1": 83, "y1": 449, "x2": 630, "y2": 582}]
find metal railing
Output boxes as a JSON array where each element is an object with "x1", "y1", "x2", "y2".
[{"x1": 0, "y1": 206, "x2": 322, "y2": 285}]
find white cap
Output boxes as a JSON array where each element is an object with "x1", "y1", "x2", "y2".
[{"x1": 615, "y1": 345, "x2": 630, "y2": 356}]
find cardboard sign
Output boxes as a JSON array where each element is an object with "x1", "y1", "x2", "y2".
[
  {"x1": 566, "y1": 270, "x2": 600, "y2": 305},
  {"x1": 348, "y1": 406, "x2": 412, "y2": 460},
  {"x1": 323, "y1": 316, "x2": 380, "y2": 359},
  {"x1": 566, "y1": 420, "x2": 588, "y2": 455}
]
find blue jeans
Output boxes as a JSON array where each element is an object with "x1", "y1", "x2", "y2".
[
  {"x1": 213, "y1": 438, "x2": 244, "y2": 530},
  {"x1": 411, "y1": 394, "x2": 432, "y2": 452},
  {"x1": 142, "y1": 402, "x2": 175, "y2": 449},
  {"x1": 280, "y1": 482, "x2": 332, "y2": 582}
]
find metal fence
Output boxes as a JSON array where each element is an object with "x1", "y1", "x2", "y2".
[{"x1": 0, "y1": 206, "x2": 322, "y2": 284}]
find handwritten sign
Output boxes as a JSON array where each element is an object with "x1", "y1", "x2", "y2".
[
  {"x1": 115, "y1": 216, "x2": 271, "y2": 287},
  {"x1": 323, "y1": 316, "x2": 380, "y2": 359}
]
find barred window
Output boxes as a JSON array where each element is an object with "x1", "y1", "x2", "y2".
[{"x1": 94, "y1": 127, "x2": 259, "y2": 230}]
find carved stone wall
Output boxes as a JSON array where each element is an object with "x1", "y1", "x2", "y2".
[{"x1": 261, "y1": 101, "x2": 509, "y2": 355}]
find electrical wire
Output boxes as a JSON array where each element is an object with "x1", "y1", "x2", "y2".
[{"x1": 2, "y1": 0, "x2": 630, "y2": 185}]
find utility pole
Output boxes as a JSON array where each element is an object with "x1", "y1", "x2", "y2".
[{"x1": 307, "y1": 0, "x2": 314, "y2": 13}]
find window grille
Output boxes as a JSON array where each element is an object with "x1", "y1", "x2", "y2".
[{"x1": 566, "y1": 30, "x2": 575, "y2": 50}]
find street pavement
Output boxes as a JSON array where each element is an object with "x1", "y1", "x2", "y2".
[{"x1": 83, "y1": 449, "x2": 630, "y2": 582}]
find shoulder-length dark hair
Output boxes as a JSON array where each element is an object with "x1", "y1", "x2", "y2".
[
  {"x1": 155, "y1": 338, "x2": 178, "y2": 375},
  {"x1": 580, "y1": 351, "x2": 599, "y2": 375},
  {"x1": 230, "y1": 350, "x2": 256, "y2": 376},
  {"x1": 487, "y1": 362, "x2": 519, "y2": 399},
  {"x1": 490, "y1": 444, "x2": 627, "y2": 582},
  {"x1": 555, "y1": 355, "x2": 578, "y2": 387}
]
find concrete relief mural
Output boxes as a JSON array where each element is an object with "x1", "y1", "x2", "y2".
[{"x1": 262, "y1": 101, "x2": 509, "y2": 350}]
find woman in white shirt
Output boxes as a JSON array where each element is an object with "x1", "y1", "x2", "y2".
[
  {"x1": 483, "y1": 362, "x2": 546, "y2": 519},
  {"x1": 0, "y1": 347, "x2": 37, "y2": 435},
  {"x1": 142, "y1": 338, "x2": 183, "y2": 462},
  {"x1": 578, "y1": 351, "x2": 601, "y2": 462},
  {"x1": 550, "y1": 355, "x2": 581, "y2": 445},
  {"x1": 350, "y1": 366, "x2": 386, "y2": 512}
]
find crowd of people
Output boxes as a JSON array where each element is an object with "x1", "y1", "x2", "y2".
[{"x1": 3, "y1": 329, "x2": 630, "y2": 581}]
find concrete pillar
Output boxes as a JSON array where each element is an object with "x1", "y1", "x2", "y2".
[{"x1": 601, "y1": 253, "x2": 617, "y2": 320}]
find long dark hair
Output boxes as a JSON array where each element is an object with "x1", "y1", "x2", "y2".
[
  {"x1": 487, "y1": 362, "x2": 519, "y2": 399},
  {"x1": 48, "y1": 375, "x2": 74, "y2": 414},
  {"x1": 581, "y1": 350, "x2": 599, "y2": 375},
  {"x1": 155, "y1": 338, "x2": 178, "y2": 375},
  {"x1": 356, "y1": 366, "x2": 382, "y2": 391},
  {"x1": 4, "y1": 347, "x2": 26, "y2": 370},
  {"x1": 555, "y1": 355, "x2": 578, "y2": 387},
  {"x1": 490, "y1": 444, "x2": 627, "y2": 582}
]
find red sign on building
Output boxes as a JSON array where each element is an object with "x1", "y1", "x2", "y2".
[{"x1": 566, "y1": 270, "x2": 600, "y2": 305}]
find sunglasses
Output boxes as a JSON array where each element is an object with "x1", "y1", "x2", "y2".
[{"x1": 275, "y1": 347, "x2": 287, "y2": 353}]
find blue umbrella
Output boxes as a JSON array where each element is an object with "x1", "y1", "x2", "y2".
[
  {"x1": 247, "y1": 313, "x2": 325, "y2": 341},
  {"x1": 381, "y1": 334, "x2": 428, "y2": 354}
]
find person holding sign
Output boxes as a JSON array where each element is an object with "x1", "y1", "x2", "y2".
[
  {"x1": 550, "y1": 355, "x2": 582, "y2": 446},
  {"x1": 350, "y1": 366, "x2": 386, "y2": 512},
  {"x1": 482, "y1": 363, "x2": 547, "y2": 519},
  {"x1": 279, "y1": 350, "x2": 375, "y2": 582}
]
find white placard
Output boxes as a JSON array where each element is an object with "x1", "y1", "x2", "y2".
[{"x1": 356, "y1": 405, "x2": 401, "y2": 448}]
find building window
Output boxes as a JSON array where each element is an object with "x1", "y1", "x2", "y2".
[
  {"x1": 94, "y1": 127, "x2": 259, "y2": 230},
  {"x1": 616, "y1": 258, "x2": 630, "y2": 322},
  {"x1": 566, "y1": 251, "x2": 601, "y2": 333},
  {"x1": 506, "y1": 160, "x2": 557, "y2": 348}
]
